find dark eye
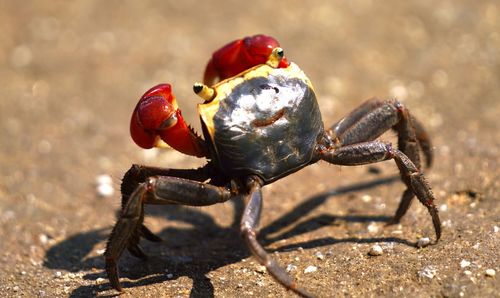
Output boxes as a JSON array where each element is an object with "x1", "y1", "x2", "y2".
[{"x1": 259, "y1": 84, "x2": 279, "y2": 93}]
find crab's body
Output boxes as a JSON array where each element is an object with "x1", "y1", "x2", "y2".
[
  {"x1": 105, "y1": 35, "x2": 442, "y2": 298},
  {"x1": 199, "y1": 63, "x2": 323, "y2": 182}
]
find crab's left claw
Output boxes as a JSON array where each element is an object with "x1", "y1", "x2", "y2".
[{"x1": 203, "y1": 34, "x2": 289, "y2": 86}]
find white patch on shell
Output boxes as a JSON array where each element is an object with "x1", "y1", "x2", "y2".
[{"x1": 224, "y1": 70, "x2": 302, "y2": 134}]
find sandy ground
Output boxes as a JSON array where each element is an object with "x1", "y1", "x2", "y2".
[{"x1": 1, "y1": 1, "x2": 499, "y2": 297}]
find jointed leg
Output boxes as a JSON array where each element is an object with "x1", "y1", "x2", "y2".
[
  {"x1": 105, "y1": 169, "x2": 233, "y2": 291},
  {"x1": 119, "y1": 164, "x2": 212, "y2": 243},
  {"x1": 240, "y1": 177, "x2": 313, "y2": 298},
  {"x1": 329, "y1": 97, "x2": 432, "y2": 168},
  {"x1": 328, "y1": 98, "x2": 433, "y2": 222},
  {"x1": 318, "y1": 141, "x2": 441, "y2": 241}
]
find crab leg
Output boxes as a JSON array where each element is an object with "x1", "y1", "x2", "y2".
[
  {"x1": 105, "y1": 172, "x2": 233, "y2": 292},
  {"x1": 317, "y1": 140, "x2": 441, "y2": 241},
  {"x1": 329, "y1": 97, "x2": 432, "y2": 168},
  {"x1": 240, "y1": 177, "x2": 314, "y2": 298},
  {"x1": 120, "y1": 164, "x2": 211, "y2": 242},
  {"x1": 327, "y1": 98, "x2": 433, "y2": 223}
]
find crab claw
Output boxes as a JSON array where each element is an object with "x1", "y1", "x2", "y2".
[
  {"x1": 130, "y1": 84, "x2": 178, "y2": 149},
  {"x1": 130, "y1": 84, "x2": 206, "y2": 157},
  {"x1": 203, "y1": 34, "x2": 289, "y2": 86}
]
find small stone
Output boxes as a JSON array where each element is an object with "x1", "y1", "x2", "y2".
[
  {"x1": 460, "y1": 259, "x2": 471, "y2": 268},
  {"x1": 464, "y1": 270, "x2": 472, "y2": 276},
  {"x1": 493, "y1": 226, "x2": 499, "y2": 233},
  {"x1": 439, "y1": 204, "x2": 448, "y2": 212},
  {"x1": 315, "y1": 251, "x2": 325, "y2": 260},
  {"x1": 54, "y1": 271, "x2": 62, "y2": 278},
  {"x1": 286, "y1": 264, "x2": 297, "y2": 272},
  {"x1": 255, "y1": 265, "x2": 266, "y2": 274},
  {"x1": 368, "y1": 244, "x2": 383, "y2": 256},
  {"x1": 13, "y1": 286, "x2": 19, "y2": 292},
  {"x1": 95, "y1": 174, "x2": 114, "y2": 197},
  {"x1": 96, "y1": 183, "x2": 114, "y2": 197},
  {"x1": 39, "y1": 234, "x2": 49, "y2": 245},
  {"x1": 237, "y1": 283, "x2": 243, "y2": 288},
  {"x1": 20, "y1": 271, "x2": 26, "y2": 275},
  {"x1": 95, "y1": 174, "x2": 112, "y2": 185},
  {"x1": 304, "y1": 265, "x2": 317, "y2": 273},
  {"x1": 166, "y1": 273, "x2": 174, "y2": 279},
  {"x1": 485, "y1": 269, "x2": 496, "y2": 277},
  {"x1": 418, "y1": 266, "x2": 437, "y2": 279},
  {"x1": 361, "y1": 194, "x2": 372, "y2": 202},
  {"x1": 416, "y1": 237, "x2": 431, "y2": 248},
  {"x1": 96, "y1": 277, "x2": 105, "y2": 283},
  {"x1": 367, "y1": 222, "x2": 379, "y2": 233}
]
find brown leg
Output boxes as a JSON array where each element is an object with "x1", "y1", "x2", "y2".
[
  {"x1": 318, "y1": 140, "x2": 441, "y2": 242},
  {"x1": 105, "y1": 172, "x2": 233, "y2": 292},
  {"x1": 329, "y1": 97, "x2": 432, "y2": 168},
  {"x1": 240, "y1": 176, "x2": 314, "y2": 298},
  {"x1": 328, "y1": 98, "x2": 433, "y2": 222}
]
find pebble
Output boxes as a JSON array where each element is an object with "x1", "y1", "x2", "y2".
[
  {"x1": 166, "y1": 273, "x2": 174, "y2": 279},
  {"x1": 315, "y1": 251, "x2": 325, "y2": 260},
  {"x1": 361, "y1": 194, "x2": 372, "y2": 202},
  {"x1": 39, "y1": 234, "x2": 49, "y2": 245},
  {"x1": 304, "y1": 265, "x2": 317, "y2": 273},
  {"x1": 460, "y1": 259, "x2": 471, "y2": 268},
  {"x1": 418, "y1": 266, "x2": 437, "y2": 279},
  {"x1": 368, "y1": 244, "x2": 383, "y2": 256},
  {"x1": 13, "y1": 286, "x2": 19, "y2": 292},
  {"x1": 485, "y1": 269, "x2": 496, "y2": 277},
  {"x1": 54, "y1": 271, "x2": 62, "y2": 278},
  {"x1": 286, "y1": 264, "x2": 297, "y2": 272},
  {"x1": 367, "y1": 222, "x2": 379, "y2": 233},
  {"x1": 493, "y1": 226, "x2": 499, "y2": 233},
  {"x1": 416, "y1": 237, "x2": 431, "y2": 248},
  {"x1": 95, "y1": 174, "x2": 114, "y2": 197},
  {"x1": 255, "y1": 265, "x2": 266, "y2": 274}
]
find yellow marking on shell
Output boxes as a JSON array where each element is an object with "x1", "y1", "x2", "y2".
[{"x1": 197, "y1": 62, "x2": 314, "y2": 142}]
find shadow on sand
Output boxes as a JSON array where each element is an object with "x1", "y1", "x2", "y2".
[{"x1": 44, "y1": 175, "x2": 415, "y2": 297}]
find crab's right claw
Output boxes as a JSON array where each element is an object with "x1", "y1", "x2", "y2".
[
  {"x1": 130, "y1": 84, "x2": 179, "y2": 149},
  {"x1": 130, "y1": 84, "x2": 206, "y2": 157}
]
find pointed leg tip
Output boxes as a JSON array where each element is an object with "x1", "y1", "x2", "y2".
[
  {"x1": 385, "y1": 218, "x2": 400, "y2": 227},
  {"x1": 105, "y1": 258, "x2": 123, "y2": 293},
  {"x1": 141, "y1": 225, "x2": 163, "y2": 242}
]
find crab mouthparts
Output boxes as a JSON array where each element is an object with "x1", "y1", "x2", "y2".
[{"x1": 251, "y1": 108, "x2": 285, "y2": 127}]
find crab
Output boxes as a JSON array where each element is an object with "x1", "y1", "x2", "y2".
[{"x1": 105, "y1": 34, "x2": 441, "y2": 297}]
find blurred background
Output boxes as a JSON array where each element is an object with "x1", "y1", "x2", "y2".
[{"x1": 0, "y1": 1, "x2": 499, "y2": 297}]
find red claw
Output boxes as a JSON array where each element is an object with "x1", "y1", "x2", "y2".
[
  {"x1": 130, "y1": 84, "x2": 205, "y2": 157},
  {"x1": 203, "y1": 34, "x2": 289, "y2": 86}
]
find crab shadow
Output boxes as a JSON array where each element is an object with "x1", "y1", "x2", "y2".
[{"x1": 45, "y1": 175, "x2": 415, "y2": 297}]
